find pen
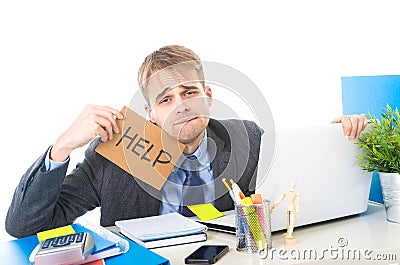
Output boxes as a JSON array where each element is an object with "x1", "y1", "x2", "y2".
[
  {"x1": 230, "y1": 179, "x2": 245, "y2": 200},
  {"x1": 222, "y1": 178, "x2": 238, "y2": 204}
]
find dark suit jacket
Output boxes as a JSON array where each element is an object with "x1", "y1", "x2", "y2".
[{"x1": 6, "y1": 118, "x2": 263, "y2": 238}]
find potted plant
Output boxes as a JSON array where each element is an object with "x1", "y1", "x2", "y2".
[{"x1": 355, "y1": 104, "x2": 400, "y2": 223}]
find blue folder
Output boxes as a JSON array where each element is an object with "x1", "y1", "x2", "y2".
[
  {"x1": 106, "y1": 238, "x2": 170, "y2": 265},
  {"x1": 0, "y1": 224, "x2": 170, "y2": 265}
]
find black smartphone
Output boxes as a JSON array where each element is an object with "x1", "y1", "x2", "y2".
[{"x1": 184, "y1": 245, "x2": 229, "y2": 264}]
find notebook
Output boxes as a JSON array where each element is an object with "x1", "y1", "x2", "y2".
[
  {"x1": 129, "y1": 232, "x2": 207, "y2": 249},
  {"x1": 115, "y1": 213, "x2": 208, "y2": 248}
]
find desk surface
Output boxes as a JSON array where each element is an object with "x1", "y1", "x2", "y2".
[{"x1": 150, "y1": 204, "x2": 400, "y2": 264}]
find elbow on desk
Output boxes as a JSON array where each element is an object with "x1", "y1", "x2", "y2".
[
  {"x1": 5, "y1": 206, "x2": 75, "y2": 239},
  {"x1": 5, "y1": 212, "x2": 30, "y2": 239},
  {"x1": 5, "y1": 208, "x2": 42, "y2": 238}
]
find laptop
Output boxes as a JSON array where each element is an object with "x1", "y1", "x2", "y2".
[
  {"x1": 195, "y1": 123, "x2": 372, "y2": 233},
  {"x1": 257, "y1": 123, "x2": 372, "y2": 232}
]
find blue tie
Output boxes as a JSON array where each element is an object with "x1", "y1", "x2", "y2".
[{"x1": 181, "y1": 155, "x2": 204, "y2": 216}]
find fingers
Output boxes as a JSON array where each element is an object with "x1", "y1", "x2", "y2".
[
  {"x1": 92, "y1": 115, "x2": 114, "y2": 142},
  {"x1": 96, "y1": 105, "x2": 124, "y2": 120},
  {"x1": 53, "y1": 104, "x2": 123, "y2": 161},
  {"x1": 349, "y1": 114, "x2": 368, "y2": 139},
  {"x1": 86, "y1": 105, "x2": 124, "y2": 142},
  {"x1": 361, "y1": 114, "x2": 368, "y2": 134},
  {"x1": 355, "y1": 114, "x2": 368, "y2": 139},
  {"x1": 332, "y1": 115, "x2": 353, "y2": 137},
  {"x1": 332, "y1": 114, "x2": 367, "y2": 140},
  {"x1": 330, "y1": 117, "x2": 341, "y2": 124},
  {"x1": 341, "y1": 116, "x2": 353, "y2": 138},
  {"x1": 89, "y1": 106, "x2": 122, "y2": 134},
  {"x1": 349, "y1": 115, "x2": 359, "y2": 140}
]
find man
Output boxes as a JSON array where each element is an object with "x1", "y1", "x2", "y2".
[{"x1": 5, "y1": 45, "x2": 367, "y2": 238}]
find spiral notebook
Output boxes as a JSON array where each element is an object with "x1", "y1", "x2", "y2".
[{"x1": 115, "y1": 212, "x2": 207, "y2": 248}]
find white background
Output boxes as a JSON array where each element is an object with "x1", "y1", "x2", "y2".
[{"x1": 1, "y1": 0, "x2": 400, "y2": 242}]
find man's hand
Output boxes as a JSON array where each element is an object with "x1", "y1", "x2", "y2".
[
  {"x1": 50, "y1": 105, "x2": 124, "y2": 162},
  {"x1": 331, "y1": 114, "x2": 368, "y2": 140}
]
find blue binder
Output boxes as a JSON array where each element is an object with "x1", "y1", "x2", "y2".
[
  {"x1": 106, "y1": 238, "x2": 170, "y2": 265},
  {"x1": 0, "y1": 224, "x2": 170, "y2": 265}
]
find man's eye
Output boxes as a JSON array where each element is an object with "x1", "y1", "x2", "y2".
[
  {"x1": 160, "y1": 98, "x2": 170, "y2": 104},
  {"x1": 186, "y1": 90, "x2": 197, "y2": 96}
]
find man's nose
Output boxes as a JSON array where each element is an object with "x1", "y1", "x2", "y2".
[{"x1": 174, "y1": 96, "x2": 191, "y2": 113}]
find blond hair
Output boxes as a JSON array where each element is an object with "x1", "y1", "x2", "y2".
[{"x1": 137, "y1": 45, "x2": 205, "y2": 103}]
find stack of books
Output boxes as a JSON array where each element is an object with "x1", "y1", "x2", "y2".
[{"x1": 115, "y1": 212, "x2": 208, "y2": 249}]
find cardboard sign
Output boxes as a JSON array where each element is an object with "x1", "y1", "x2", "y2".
[{"x1": 96, "y1": 106, "x2": 184, "y2": 190}]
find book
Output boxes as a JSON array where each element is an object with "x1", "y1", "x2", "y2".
[
  {"x1": 105, "y1": 237, "x2": 170, "y2": 265},
  {"x1": 85, "y1": 259, "x2": 105, "y2": 265},
  {"x1": 27, "y1": 221, "x2": 129, "y2": 265},
  {"x1": 72, "y1": 219, "x2": 130, "y2": 263},
  {"x1": 121, "y1": 231, "x2": 207, "y2": 249},
  {"x1": 115, "y1": 212, "x2": 208, "y2": 248}
]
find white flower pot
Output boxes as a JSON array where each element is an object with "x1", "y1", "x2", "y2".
[{"x1": 379, "y1": 172, "x2": 400, "y2": 223}]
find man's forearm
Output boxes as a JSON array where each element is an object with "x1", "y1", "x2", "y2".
[{"x1": 5, "y1": 149, "x2": 69, "y2": 238}]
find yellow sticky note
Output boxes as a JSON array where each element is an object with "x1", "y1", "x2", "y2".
[
  {"x1": 188, "y1": 203, "x2": 225, "y2": 222},
  {"x1": 37, "y1": 225, "x2": 76, "y2": 242}
]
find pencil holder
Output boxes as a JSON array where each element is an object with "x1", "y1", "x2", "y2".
[{"x1": 235, "y1": 199, "x2": 272, "y2": 253}]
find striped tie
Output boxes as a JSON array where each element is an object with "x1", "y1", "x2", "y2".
[{"x1": 181, "y1": 155, "x2": 204, "y2": 216}]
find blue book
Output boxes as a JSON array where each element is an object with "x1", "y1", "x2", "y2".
[{"x1": 106, "y1": 238, "x2": 170, "y2": 265}]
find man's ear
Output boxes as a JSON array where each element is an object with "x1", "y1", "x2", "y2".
[
  {"x1": 204, "y1": 86, "x2": 213, "y2": 106},
  {"x1": 144, "y1": 104, "x2": 155, "y2": 123}
]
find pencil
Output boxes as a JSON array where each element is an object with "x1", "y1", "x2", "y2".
[{"x1": 221, "y1": 178, "x2": 232, "y2": 191}]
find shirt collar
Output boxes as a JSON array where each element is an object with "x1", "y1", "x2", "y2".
[{"x1": 175, "y1": 130, "x2": 210, "y2": 169}]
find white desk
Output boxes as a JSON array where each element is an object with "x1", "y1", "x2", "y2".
[{"x1": 151, "y1": 204, "x2": 400, "y2": 264}]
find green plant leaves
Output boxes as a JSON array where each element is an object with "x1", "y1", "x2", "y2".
[{"x1": 355, "y1": 104, "x2": 400, "y2": 174}]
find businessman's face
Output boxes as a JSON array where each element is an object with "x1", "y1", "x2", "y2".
[{"x1": 145, "y1": 68, "x2": 212, "y2": 145}]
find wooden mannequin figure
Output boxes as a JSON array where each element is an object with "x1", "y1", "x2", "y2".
[{"x1": 270, "y1": 181, "x2": 301, "y2": 245}]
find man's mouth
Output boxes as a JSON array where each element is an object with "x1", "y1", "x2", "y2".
[{"x1": 174, "y1": 116, "x2": 198, "y2": 125}]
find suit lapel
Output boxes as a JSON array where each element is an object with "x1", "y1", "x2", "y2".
[
  {"x1": 207, "y1": 122, "x2": 235, "y2": 211},
  {"x1": 207, "y1": 126, "x2": 230, "y2": 177}
]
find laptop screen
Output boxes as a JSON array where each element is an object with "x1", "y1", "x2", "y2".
[{"x1": 256, "y1": 123, "x2": 372, "y2": 232}]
